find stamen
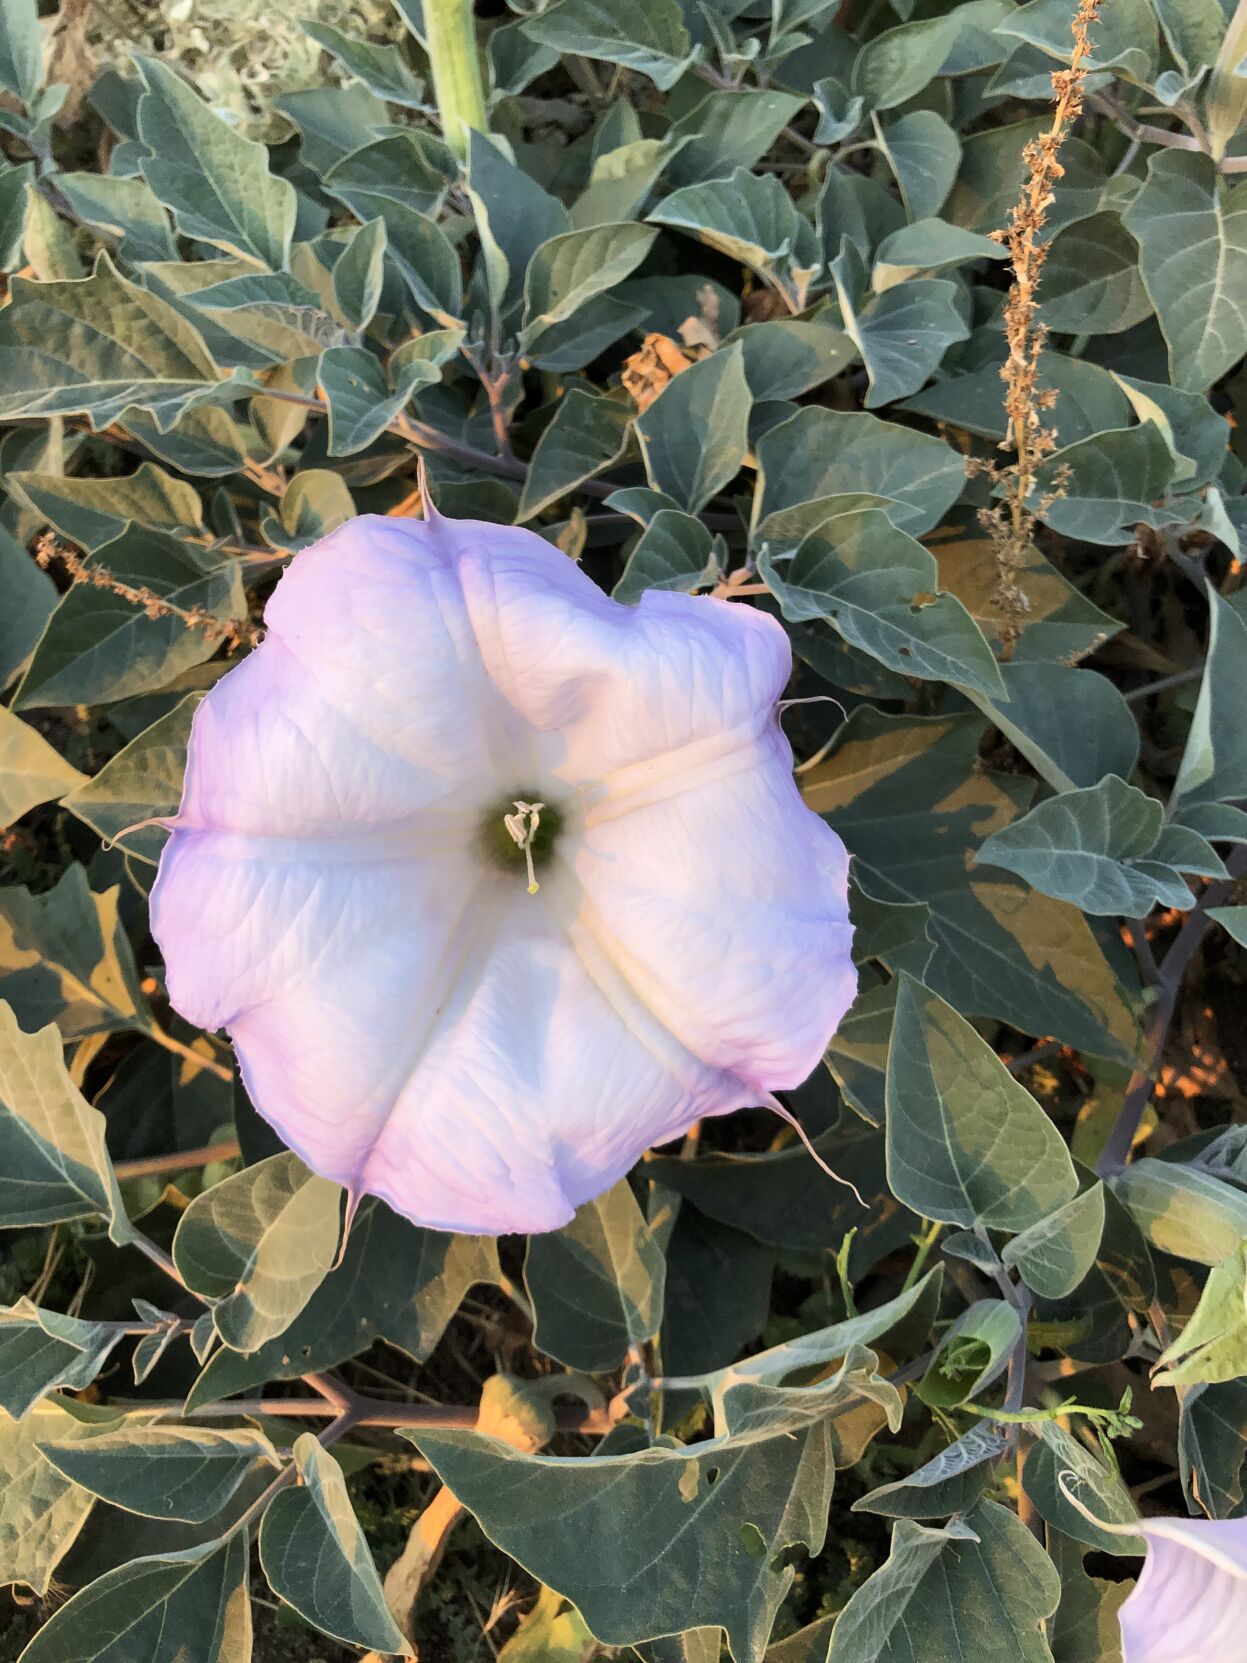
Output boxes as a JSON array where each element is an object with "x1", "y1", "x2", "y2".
[{"x1": 502, "y1": 800, "x2": 545, "y2": 895}]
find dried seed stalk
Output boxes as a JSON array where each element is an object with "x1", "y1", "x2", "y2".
[
  {"x1": 982, "y1": 0, "x2": 1103, "y2": 656},
  {"x1": 35, "y1": 532, "x2": 256, "y2": 650}
]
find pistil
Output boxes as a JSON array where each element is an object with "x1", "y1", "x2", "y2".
[{"x1": 502, "y1": 800, "x2": 546, "y2": 894}]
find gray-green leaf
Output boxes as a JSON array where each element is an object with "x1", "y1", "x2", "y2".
[
  {"x1": 173, "y1": 1152, "x2": 343, "y2": 1353},
  {"x1": 886, "y1": 975, "x2": 1078, "y2": 1231},
  {"x1": 259, "y1": 1434, "x2": 411, "y2": 1654}
]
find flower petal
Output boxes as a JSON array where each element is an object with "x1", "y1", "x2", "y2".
[
  {"x1": 178, "y1": 516, "x2": 523, "y2": 838},
  {"x1": 356, "y1": 873, "x2": 756, "y2": 1233},
  {"x1": 453, "y1": 520, "x2": 793, "y2": 783},
  {"x1": 572, "y1": 724, "x2": 854, "y2": 1089},
  {"x1": 451, "y1": 522, "x2": 854, "y2": 1085},
  {"x1": 156, "y1": 835, "x2": 748, "y2": 1232},
  {"x1": 1120, "y1": 1517, "x2": 1247, "y2": 1662}
]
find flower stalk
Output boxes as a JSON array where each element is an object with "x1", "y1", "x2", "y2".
[
  {"x1": 984, "y1": 0, "x2": 1102, "y2": 657},
  {"x1": 424, "y1": 0, "x2": 488, "y2": 160}
]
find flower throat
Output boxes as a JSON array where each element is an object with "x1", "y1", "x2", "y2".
[{"x1": 478, "y1": 794, "x2": 563, "y2": 893}]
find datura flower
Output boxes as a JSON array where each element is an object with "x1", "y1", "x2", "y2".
[
  {"x1": 1111, "y1": 1514, "x2": 1247, "y2": 1662},
  {"x1": 151, "y1": 512, "x2": 855, "y2": 1235},
  {"x1": 1061, "y1": 1475, "x2": 1247, "y2": 1661}
]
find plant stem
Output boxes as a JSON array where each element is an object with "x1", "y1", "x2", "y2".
[
  {"x1": 172, "y1": 1394, "x2": 617, "y2": 1433},
  {"x1": 146, "y1": 1022, "x2": 233, "y2": 1083},
  {"x1": 115, "y1": 1139, "x2": 243, "y2": 1180},
  {"x1": 1098, "y1": 845, "x2": 1247, "y2": 1174},
  {"x1": 424, "y1": 0, "x2": 488, "y2": 160}
]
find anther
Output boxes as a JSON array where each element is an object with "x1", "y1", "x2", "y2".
[{"x1": 502, "y1": 800, "x2": 545, "y2": 894}]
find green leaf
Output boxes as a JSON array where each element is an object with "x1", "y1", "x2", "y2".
[
  {"x1": 660, "y1": 1209, "x2": 773, "y2": 1381},
  {"x1": 852, "y1": 13, "x2": 963, "y2": 112},
  {"x1": 1048, "y1": 1532, "x2": 1130, "y2": 1663},
  {"x1": 1173, "y1": 588, "x2": 1247, "y2": 810},
  {"x1": 0, "y1": 1301, "x2": 126, "y2": 1419},
  {"x1": 0, "y1": 256, "x2": 222, "y2": 428},
  {"x1": 517, "y1": 388, "x2": 631, "y2": 520},
  {"x1": 650, "y1": 170, "x2": 818, "y2": 308},
  {"x1": 519, "y1": 0, "x2": 693, "y2": 90},
  {"x1": 55, "y1": 172, "x2": 178, "y2": 264},
  {"x1": 886, "y1": 975, "x2": 1078, "y2": 1231},
  {"x1": 871, "y1": 219, "x2": 1006, "y2": 292},
  {"x1": 322, "y1": 132, "x2": 447, "y2": 220},
  {"x1": 1114, "y1": 1158, "x2": 1247, "y2": 1266},
  {"x1": 728, "y1": 318, "x2": 853, "y2": 405},
  {"x1": 1152, "y1": 0, "x2": 1227, "y2": 77},
  {"x1": 701, "y1": 1275, "x2": 934, "y2": 1432},
  {"x1": 1123, "y1": 152, "x2": 1247, "y2": 392},
  {"x1": 833, "y1": 268, "x2": 969, "y2": 407},
  {"x1": 136, "y1": 56, "x2": 296, "y2": 269},
  {"x1": 878, "y1": 112, "x2": 961, "y2": 222},
  {"x1": 635, "y1": 344, "x2": 751, "y2": 512},
  {"x1": 260, "y1": 1434, "x2": 411, "y2": 1655},
  {"x1": 264, "y1": 469, "x2": 355, "y2": 548},
  {"x1": 173, "y1": 1152, "x2": 343, "y2": 1353},
  {"x1": 753, "y1": 408, "x2": 965, "y2": 540},
  {"x1": 1000, "y1": 0, "x2": 1159, "y2": 79},
  {"x1": 523, "y1": 292, "x2": 648, "y2": 371},
  {"x1": 15, "y1": 1533, "x2": 252, "y2": 1663},
  {"x1": 63, "y1": 694, "x2": 198, "y2": 865},
  {"x1": 0, "y1": 0, "x2": 40, "y2": 106},
  {"x1": 318, "y1": 344, "x2": 434, "y2": 457},
  {"x1": 1022, "y1": 1423, "x2": 1145, "y2": 1556},
  {"x1": 37, "y1": 1424, "x2": 280, "y2": 1524},
  {"x1": 1040, "y1": 212, "x2": 1153, "y2": 335},
  {"x1": 812, "y1": 78, "x2": 864, "y2": 145},
  {"x1": 977, "y1": 775, "x2": 1220, "y2": 917},
  {"x1": 1211, "y1": 906, "x2": 1247, "y2": 947},
  {"x1": 666, "y1": 90, "x2": 806, "y2": 188},
  {"x1": 302, "y1": 20, "x2": 425, "y2": 106},
  {"x1": 14, "y1": 525, "x2": 244, "y2": 709},
  {"x1": 274, "y1": 82, "x2": 391, "y2": 174},
  {"x1": 571, "y1": 137, "x2": 673, "y2": 230},
  {"x1": 917, "y1": 1299, "x2": 1020, "y2": 1407},
  {"x1": 648, "y1": 1111, "x2": 912, "y2": 1264},
  {"x1": 0, "y1": 522, "x2": 56, "y2": 689},
  {"x1": 23, "y1": 181, "x2": 84, "y2": 283},
  {"x1": 411, "y1": 1351, "x2": 888, "y2": 1662},
  {"x1": 804, "y1": 711, "x2": 1140, "y2": 1064},
  {"x1": 948, "y1": 118, "x2": 1106, "y2": 236},
  {"x1": 827, "y1": 1501, "x2": 1060, "y2": 1663},
  {"x1": 521, "y1": 222, "x2": 658, "y2": 353},
  {"x1": 966, "y1": 661, "x2": 1139, "y2": 794},
  {"x1": 9, "y1": 462, "x2": 204, "y2": 550},
  {"x1": 1179, "y1": 1379, "x2": 1247, "y2": 1518},
  {"x1": 184, "y1": 268, "x2": 345, "y2": 366},
  {"x1": 467, "y1": 131, "x2": 568, "y2": 316},
  {"x1": 1155, "y1": 1242, "x2": 1247, "y2": 1387},
  {"x1": 1034, "y1": 1177, "x2": 1156, "y2": 1366},
  {"x1": 1001, "y1": 1184, "x2": 1106, "y2": 1299},
  {"x1": 758, "y1": 509, "x2": 1004, "y2": 697},
  {"x1": 0, "y1": 1001, "x2": 133, "y2": 1238},
  {"x1": 0, "y1": 865, "x2": 150, "y2": 1041},
  {"x1": 613, "y1": 510, "x2": 721, "y2": 604},
  {"x1": 186, "y1": 1198, "x2": 499, "y2": 1407},
  {"x1": 0, "y1": 1400, "x2": 104, "y2": 1596},
  {"x1": 525, "y1": 1179, "x2": 665, "y2": 1372},
  {"x1": 1028, "y1": 423, "x2": 1178, "y2": 545},
  {"x1": 0, "y1": 704, "x2": 85, "y2": 826},
  {"x1": 330, "y1": 216, "x2": 387, "y2": 331},
  {"x1": 931, "y1": 538, "x2": 1122, "y2": 667},
  {"x1": 497, "y1": 1584, "x2": 594, "y2": 1663},
  {"x1": 853, "y1": 1422, "x2": 1007, "y2": 1519}
]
